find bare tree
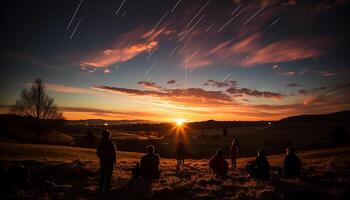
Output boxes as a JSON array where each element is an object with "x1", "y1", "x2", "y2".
[{"x1": 11, "y1": 78, "x2": 63, "y2": 140}]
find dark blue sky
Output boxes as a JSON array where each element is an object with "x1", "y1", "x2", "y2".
[{"x1": 1, "y1": 0, "x2": 350, "y2": 121}]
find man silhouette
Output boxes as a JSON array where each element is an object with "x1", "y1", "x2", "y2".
[
  {"x1": 209, "y1": 148, "x2": 228, "y2": 178},
  {"x1": 176, "y1": 141, "x2": 186, "y2": 166},
  {"x1": 140, "y1": 145, "x2": 160, "y2": 181},
  {"x1": 283, "y1": 147, "x2": 301, "y2": 179},
  {"x1": 97, "y1": 129, "x2": 116, "y2": 194}
]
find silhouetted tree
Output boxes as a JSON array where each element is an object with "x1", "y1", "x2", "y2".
[
  {"x1": 11, "y1": 79, "x2": 63, "y2": 141},
  {"x1": 331, "y1": 125, "x2": 347, "y2": 143},
  {"x1": 223, "y1": 127, "x2": 228, "y2": 137}
]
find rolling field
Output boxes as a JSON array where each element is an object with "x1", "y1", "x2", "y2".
[{"x1": 1, "y1": 141, "x2": 350, "y2": 199}]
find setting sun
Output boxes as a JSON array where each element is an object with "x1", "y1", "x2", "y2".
[{"x1": 175, "y1": 118, "x2": 185, "y2": 126}]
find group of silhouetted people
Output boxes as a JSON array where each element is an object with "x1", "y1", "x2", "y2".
[
  {"x1": 97, "y1": 130, "x2": 161, "y2": 194},
  {"x1": 208, "y1": 138, "x2": 301, "y2": 181},
  {"x1": 96, "y1": 130, "x2": 302, "y2": 194}
]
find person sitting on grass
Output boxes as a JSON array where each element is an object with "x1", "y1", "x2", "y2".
[
  {"x1": 140, "y1": 145, "x2": 160, "y2": 181},
  {"x1": 97, "y1": 129, "x2": 116, "y2": 194},
  {"x1": 176, "y1": 141, "x2": 186, "y2": 166},
  {"x1": 209, "y1": 148, "x2": 228, "y2": 178},
  {"x1": 246, "y1": 148, "x2": 270, "y2": 180},
  {"x1": 283, "y1": 147, "x2": 301, "y2": 179}
]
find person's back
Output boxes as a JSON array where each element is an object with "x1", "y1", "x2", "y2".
[
  {"x1": 253, "y1": 156, "x2": 270, "y2": 179},
  {"x1": 96, "y1": 130, "x2": 116, "y2": 194},
  {"x1": 248, "y1": 149, "x2": 270, "y2": 180},
  {"x1": 209, "y1": 149, "x2": 228, "y2": 178},
  {"x1": 176, "y1": 142, "x2": 186, "y2": 164},
  {"x1": 283, "y1": 147, "x2": 301, "y2": 179},
  {"x1": 140, "y1": 145, "x2": 160, "y2": 180},
  {"x1": 97, "y1": 138, "x2": 116, "y2": 169}
]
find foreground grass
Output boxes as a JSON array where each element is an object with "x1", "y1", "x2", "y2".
[{"x1": 1, "y1": 142, "x2": 350, "y2": 199}]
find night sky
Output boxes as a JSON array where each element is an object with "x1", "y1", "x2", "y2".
[{"x1": 1, "y1": 0, "x2": 350, "y2": 122}]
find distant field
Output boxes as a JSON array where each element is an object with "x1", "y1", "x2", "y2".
[
  {"x1": 0, "y1": 141, "x2": 144, "y2": 162},
  {"x1": 1, "y1": 141, "x2": 349, "y2": 165},
  {"x1": 71, "y1": 121, "x2": 348, "y2": 158}
]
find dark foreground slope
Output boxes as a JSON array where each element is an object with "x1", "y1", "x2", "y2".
[{"x1": 1, "y1": 142, "x2": 350, "y2": 200}]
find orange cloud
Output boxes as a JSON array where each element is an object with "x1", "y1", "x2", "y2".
[
  {"x1": 45, "y1": 83, "x2": 91, "y2": 94},
  {"x1": 80, "y1": 28, "x2": 169, "y2": 68},
  {"x1": 227, "y1": 87, "x2": 286, "y2": 99},
  {"x1": 242, "y1": 39, "x2": 324, "y2": 66},
  {"x1": 92, "y1": 85, "x2": 233, "y2": 106}
]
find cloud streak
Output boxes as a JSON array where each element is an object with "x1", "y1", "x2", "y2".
[{"x1": 80, "y1": 28, "x2": 170, "y2": 68}]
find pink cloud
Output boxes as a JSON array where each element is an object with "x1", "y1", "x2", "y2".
[
  {"x1": 320, "y1": 71, "x2": 337, "y2": 77},
  {"x1": 242, "y1": 39, "x2": 324, "y2": 66},
  {"x1": 80, "y1": 28, "x2": 169, "y2": 68}
]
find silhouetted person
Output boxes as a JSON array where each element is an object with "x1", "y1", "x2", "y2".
[
  {"x1": 176, "y1": 141, "x2": 186, "y2": 165},
  {"x1": 140, "y1": 145, "x2": 160, "y2": 181},
  {"x1": 132, "y1": 162, "x2": 141, "y2": 180},
  {"x1": 230, "y1": 139, "x2": 240, "y2": 169},
  {"x1": 246, "y1": 149, "x2": 270, "y2": 180},
  {"x1": 97, "y1": 129, "x2": 116, "y2": 194},
  {"x1": 283, "y1": 147, "x2": 301, "y2": 179},
  {"x1": 209, "y1": 148, "x2": 228, "y2": 178}
]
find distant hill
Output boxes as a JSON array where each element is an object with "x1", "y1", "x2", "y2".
[
  {"x1": 67, "y1": 119, "x2": 155, "y2": 126},
  {"x1": 279, "y1": 110, "x2": 350, "y2": 123}
]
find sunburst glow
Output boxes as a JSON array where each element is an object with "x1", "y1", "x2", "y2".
[{"x1": 175, "y1": 118, "x2": 185, "y2": 126}]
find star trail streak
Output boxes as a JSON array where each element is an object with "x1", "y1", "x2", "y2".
[{"x1": 66, "y1": 0, "x2": 83, "y2": 31}]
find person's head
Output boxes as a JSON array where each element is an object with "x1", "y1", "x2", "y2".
[
  {"x1": 146, "y1": 145, "x2": 155, "y2": 154},
  {"x1": 286, "y1": 147, "x2": 295, "y2": 155},
  {"x1": 257, "y1": 148, "x2": 266, "y2": 157},
  {"x1": 102, "y1": 129, "x2": 112, "y2": 141},
  {"x1": 216, "y1": 148, "x2": 224, "y2": 157},
  {"x1": 232, "y1": 138, "x2": 238, "y2": 145}
]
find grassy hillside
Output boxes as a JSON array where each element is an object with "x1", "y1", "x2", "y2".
[{"x1": 1, "y1": 142, "x2": 350, "y2": 199}]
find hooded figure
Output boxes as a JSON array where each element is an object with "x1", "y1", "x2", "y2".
[
  {"x1": 97, "y1": 130, "x2": 116, "y2": 194},
  {"x1": 246, "y1": 149, "x2": 270, "y2": 180},
  {"x1": 209, "y1": 148, "x2": 228, "y2": 178},
  {"x1": 283, "y1": 147, "x2": 301, "y2": 179},
  {"x1": 140, "y1": 145, "x2": 160, "y2": 180},
  {"x1": 176, "y1": 141, "x2": 186, "y2": 165}
]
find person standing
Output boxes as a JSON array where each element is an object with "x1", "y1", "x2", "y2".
[
  {"x1": 176, "y1": 141, "x2": 186, "y2": 166},
  {"x1": 97, "y1": 129, "x2": 116, "y2": 194},
  {"x1": 230, "y1": 139, "x2": 240, "y2": 169}
]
